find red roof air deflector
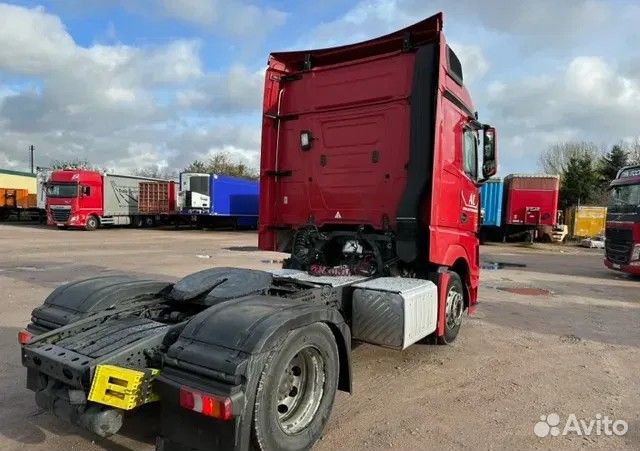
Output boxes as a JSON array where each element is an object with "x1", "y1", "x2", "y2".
[{"x1": 269, "y1": 13, "x2": 443, "y2": 70}]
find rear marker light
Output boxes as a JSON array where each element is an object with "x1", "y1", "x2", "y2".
[
  {"x1": 179, "y1": 386, "x2": 233, "y2": 421},
  {"x1": 18, "y1": 330, "x2": 33, "y2": 345}
]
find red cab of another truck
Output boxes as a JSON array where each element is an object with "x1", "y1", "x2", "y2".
[{"x1": 605, "y1": 165, "x2": 640, "y2": 274}]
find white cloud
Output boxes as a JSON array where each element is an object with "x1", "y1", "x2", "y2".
[
  {"x1": 0, "y1": 3, "x2": 258, "y2": 173},
  {"x1": 0, "y1": 3, "x2": 77, "y2": 74},
  {"x1": 177, "y1": 65, "x2": 263, "y2": 113},
  {"x1": 486, "y1": 55, "x2": 640, "y2": 171},
  {"x1": 449, "y1": 42, "x2": 489, "y2": 83},
  {"x1": 158, "y1": 0, "x2": 287, "y2": 41}
]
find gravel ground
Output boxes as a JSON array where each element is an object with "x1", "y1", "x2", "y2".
[{"x1": 0, "y1": 224, "x2": 637, "y2": 451}]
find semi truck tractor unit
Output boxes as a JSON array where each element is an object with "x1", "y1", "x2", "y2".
[
  {"x1": 19, "y1": 14, "x2": 498, "y2": 451},
  {"x1": 179, "y1": 172, "x2": 259, "y2": 228},
  {"x1": 46, "y1": 169, "x2": 171, "y2": 230},
  {"x1": 605, "y1": 165, "x2": 640, "y2": 274}
]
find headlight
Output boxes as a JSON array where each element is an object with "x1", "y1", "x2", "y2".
[{"x1": 631, "y1": 244, "x2": 640, "y2": 261}]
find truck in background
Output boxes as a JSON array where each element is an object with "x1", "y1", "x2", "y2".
[
  {"x1": 178, "y1": 172, "x2": 258, "y2": 228},
  {"x1": 138, "y1": 180, "x2": 178, "y2": 221},
  {"x1": 46, "y1": 169, "x2": 172, "y2": 230},
  {"x1": 479, "y1": 178, "x2": 503, "y2": 241},
  {"x1": 0, "y1": 168, "x2": 41, "y2": 221},
  {"x1": 480, "y1": 174, "x2": 566, "y2": 242},
  {"x1": 503, "y1": 174, "x2": 561, "y2": 242},
  {"x1": 605, "y1": 165, "x2": 640, "y2": 274},
  {"x1": 19, "y1": 14, "x2": 498, "y2": 451}
]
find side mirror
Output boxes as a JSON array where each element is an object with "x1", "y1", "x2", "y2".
[{"x1": 482, "y1": 126, "x2": 497, "y2": 180}]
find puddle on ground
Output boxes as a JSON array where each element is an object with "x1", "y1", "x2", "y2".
[
  {"x1": 481, "y1": 261, "x2": 527, "y2": 270},
  {"x1": 497, "y1": 287, "x2": 551, "y2": 296}
]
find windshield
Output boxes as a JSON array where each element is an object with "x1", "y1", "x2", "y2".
[
  {"x1": 608, "y1": 184, "x2": 640, "y2": 213},
  {"x1": 46, "y1": 183, "x2": 78, "y2": 198}
]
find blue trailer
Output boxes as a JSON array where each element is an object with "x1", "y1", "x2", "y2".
[
  {"x1": 480, "y1": 178, "x2": 503, "y2": 241},
  {"x1": 178, "y1": 173, "x2": 258, "y2": 228}
]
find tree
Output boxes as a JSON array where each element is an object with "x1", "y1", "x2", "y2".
[
  {"x1": 560, "y1": 153, "x2": 599, "y2": 207},
  {"x1": 597, "y1": 144, "x2": 628, "y2": 185},
  {"x1": 538, "y1": 141, "x2": 600, "y2": 176},
  {"x1": 50, "y1": 158, "x2": 92, "y2": 169},
  {"x1": 133, "y1": 167, "x2": 178, "y2": 180},
  {"x1": 183, "y1": 152, "x2": 258, "y2": 180},
  {"x1": 627, "y1": 138, "x2": 640, "y2": 165}
]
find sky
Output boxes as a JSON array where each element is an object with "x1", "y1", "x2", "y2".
[{"x1": 0, "y1": 0, "x2": 639, "y2": 175}]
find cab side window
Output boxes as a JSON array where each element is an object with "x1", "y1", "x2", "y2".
[{"x1": 463, "y1": 129, "x2": 478, "y2": 180}]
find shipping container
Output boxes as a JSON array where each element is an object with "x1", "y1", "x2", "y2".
[
  {"x1": 139, "y1": 181, "x2": 177, "y2": 214},
  {"x1": 565, "y1": 206, "x2": 607, "y2": 238},
  {"x1": 503, "y1": 174, "x2": 560, "y2": 226},
  {"x1": 0, "y1": 168, "x2": 37, "y2": 193},
  {"x1": 480, "y1": 178, "x2": 503, "y2": 227}
]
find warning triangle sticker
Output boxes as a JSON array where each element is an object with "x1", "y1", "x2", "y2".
[{"x1": 335, "y1": 211, "x2": 342, "y2": 219}]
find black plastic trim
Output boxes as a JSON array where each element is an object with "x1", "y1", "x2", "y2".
[
  {"x1": 443, "y1": 89, "x2": 474, "y2": 118},
  {"x1": 395, "y1": 42, "x2": 439, "y2": 263}
]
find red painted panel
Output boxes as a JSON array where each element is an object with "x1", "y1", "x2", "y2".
[{"x1": 504, "y1": 175, "x2": 560, "y2": 226}]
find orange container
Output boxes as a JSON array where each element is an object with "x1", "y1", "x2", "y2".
[{"x1": 0, "y1": 188, "x2": 30, "y2": 208}]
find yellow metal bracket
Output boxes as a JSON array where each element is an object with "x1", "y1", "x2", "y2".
[{"x1": 88, "y1": 365, "x2": 160, "y2": 410}]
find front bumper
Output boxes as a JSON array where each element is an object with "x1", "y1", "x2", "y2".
[
  {"x1": 47, "y1": 211, "x2": 87, "y2": 228},
  {"x1": 604, "y1": 258, "x2": 640, "y2": 275}
]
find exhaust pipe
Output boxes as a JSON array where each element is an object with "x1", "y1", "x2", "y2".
[
  {"x1": 36, "y1": 389, "x2": 123, "y2": 437},
  {"x1": 77, "y1": 405, "x2": 124, "y2": 437}
]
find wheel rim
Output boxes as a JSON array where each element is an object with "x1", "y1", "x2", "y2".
[
  {"x1": 275, "y1": 346, "x2": 325, "y2": 435},
  {"x1": 445, "y1": 284, "x2": 464, "y2": 330}
]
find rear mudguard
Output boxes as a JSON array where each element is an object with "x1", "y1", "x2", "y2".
[
  {"x1": 155, "y1": 294, "x2": 351, "y2": 451},
  {"x1": 29, "y1": 276, "x2": 172, "y2": 333}
]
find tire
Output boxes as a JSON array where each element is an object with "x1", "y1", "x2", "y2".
[
  {"x1": 144, "y1": 216, "x2": 154, "y2": 227},
  {"x1": 438, "y1": 271, "x2": 465, "y2": 345},
  {"x1": 252, "y1": 323, "x2": 339, "y2": 451},
  {"x1": 85, "y1": 215, "x2": 99, "y2": 231}
]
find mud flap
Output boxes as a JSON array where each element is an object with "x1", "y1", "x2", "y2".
[
  {"x1": 154, "y1": 295, "x2": 351, "y2": 451},
  {"x1": 436, "y1": 270, "x2": 450, "y2": 338}
]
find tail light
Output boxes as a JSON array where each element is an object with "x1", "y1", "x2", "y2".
[
  {"x1": 18, "y1": 330, "x2": 33, "y2": 345},
  {"x1": 179, "y1": 386, "x2": 233, "y2": 421}
]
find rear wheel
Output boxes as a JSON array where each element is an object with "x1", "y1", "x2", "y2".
[
  {"x1": 252, "y1": 323, "x2": 338, "y2": 451},
  {"x1": 438, "y1": 271, "x2": 465, "y2": 344},
  {"x1": 85, "y1": 215, "x2": 99, "y2": 231}
]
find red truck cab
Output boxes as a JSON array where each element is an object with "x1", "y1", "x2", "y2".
[
  {"x1": 259, "y1": 13, "x2": 497, "y2": 313},
  {"x1": 605, "y1": 165, "x2": 640, "y2": 274},
  {"x1": 47, "y1": 169, "x2": 103, "y2": 230}
]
